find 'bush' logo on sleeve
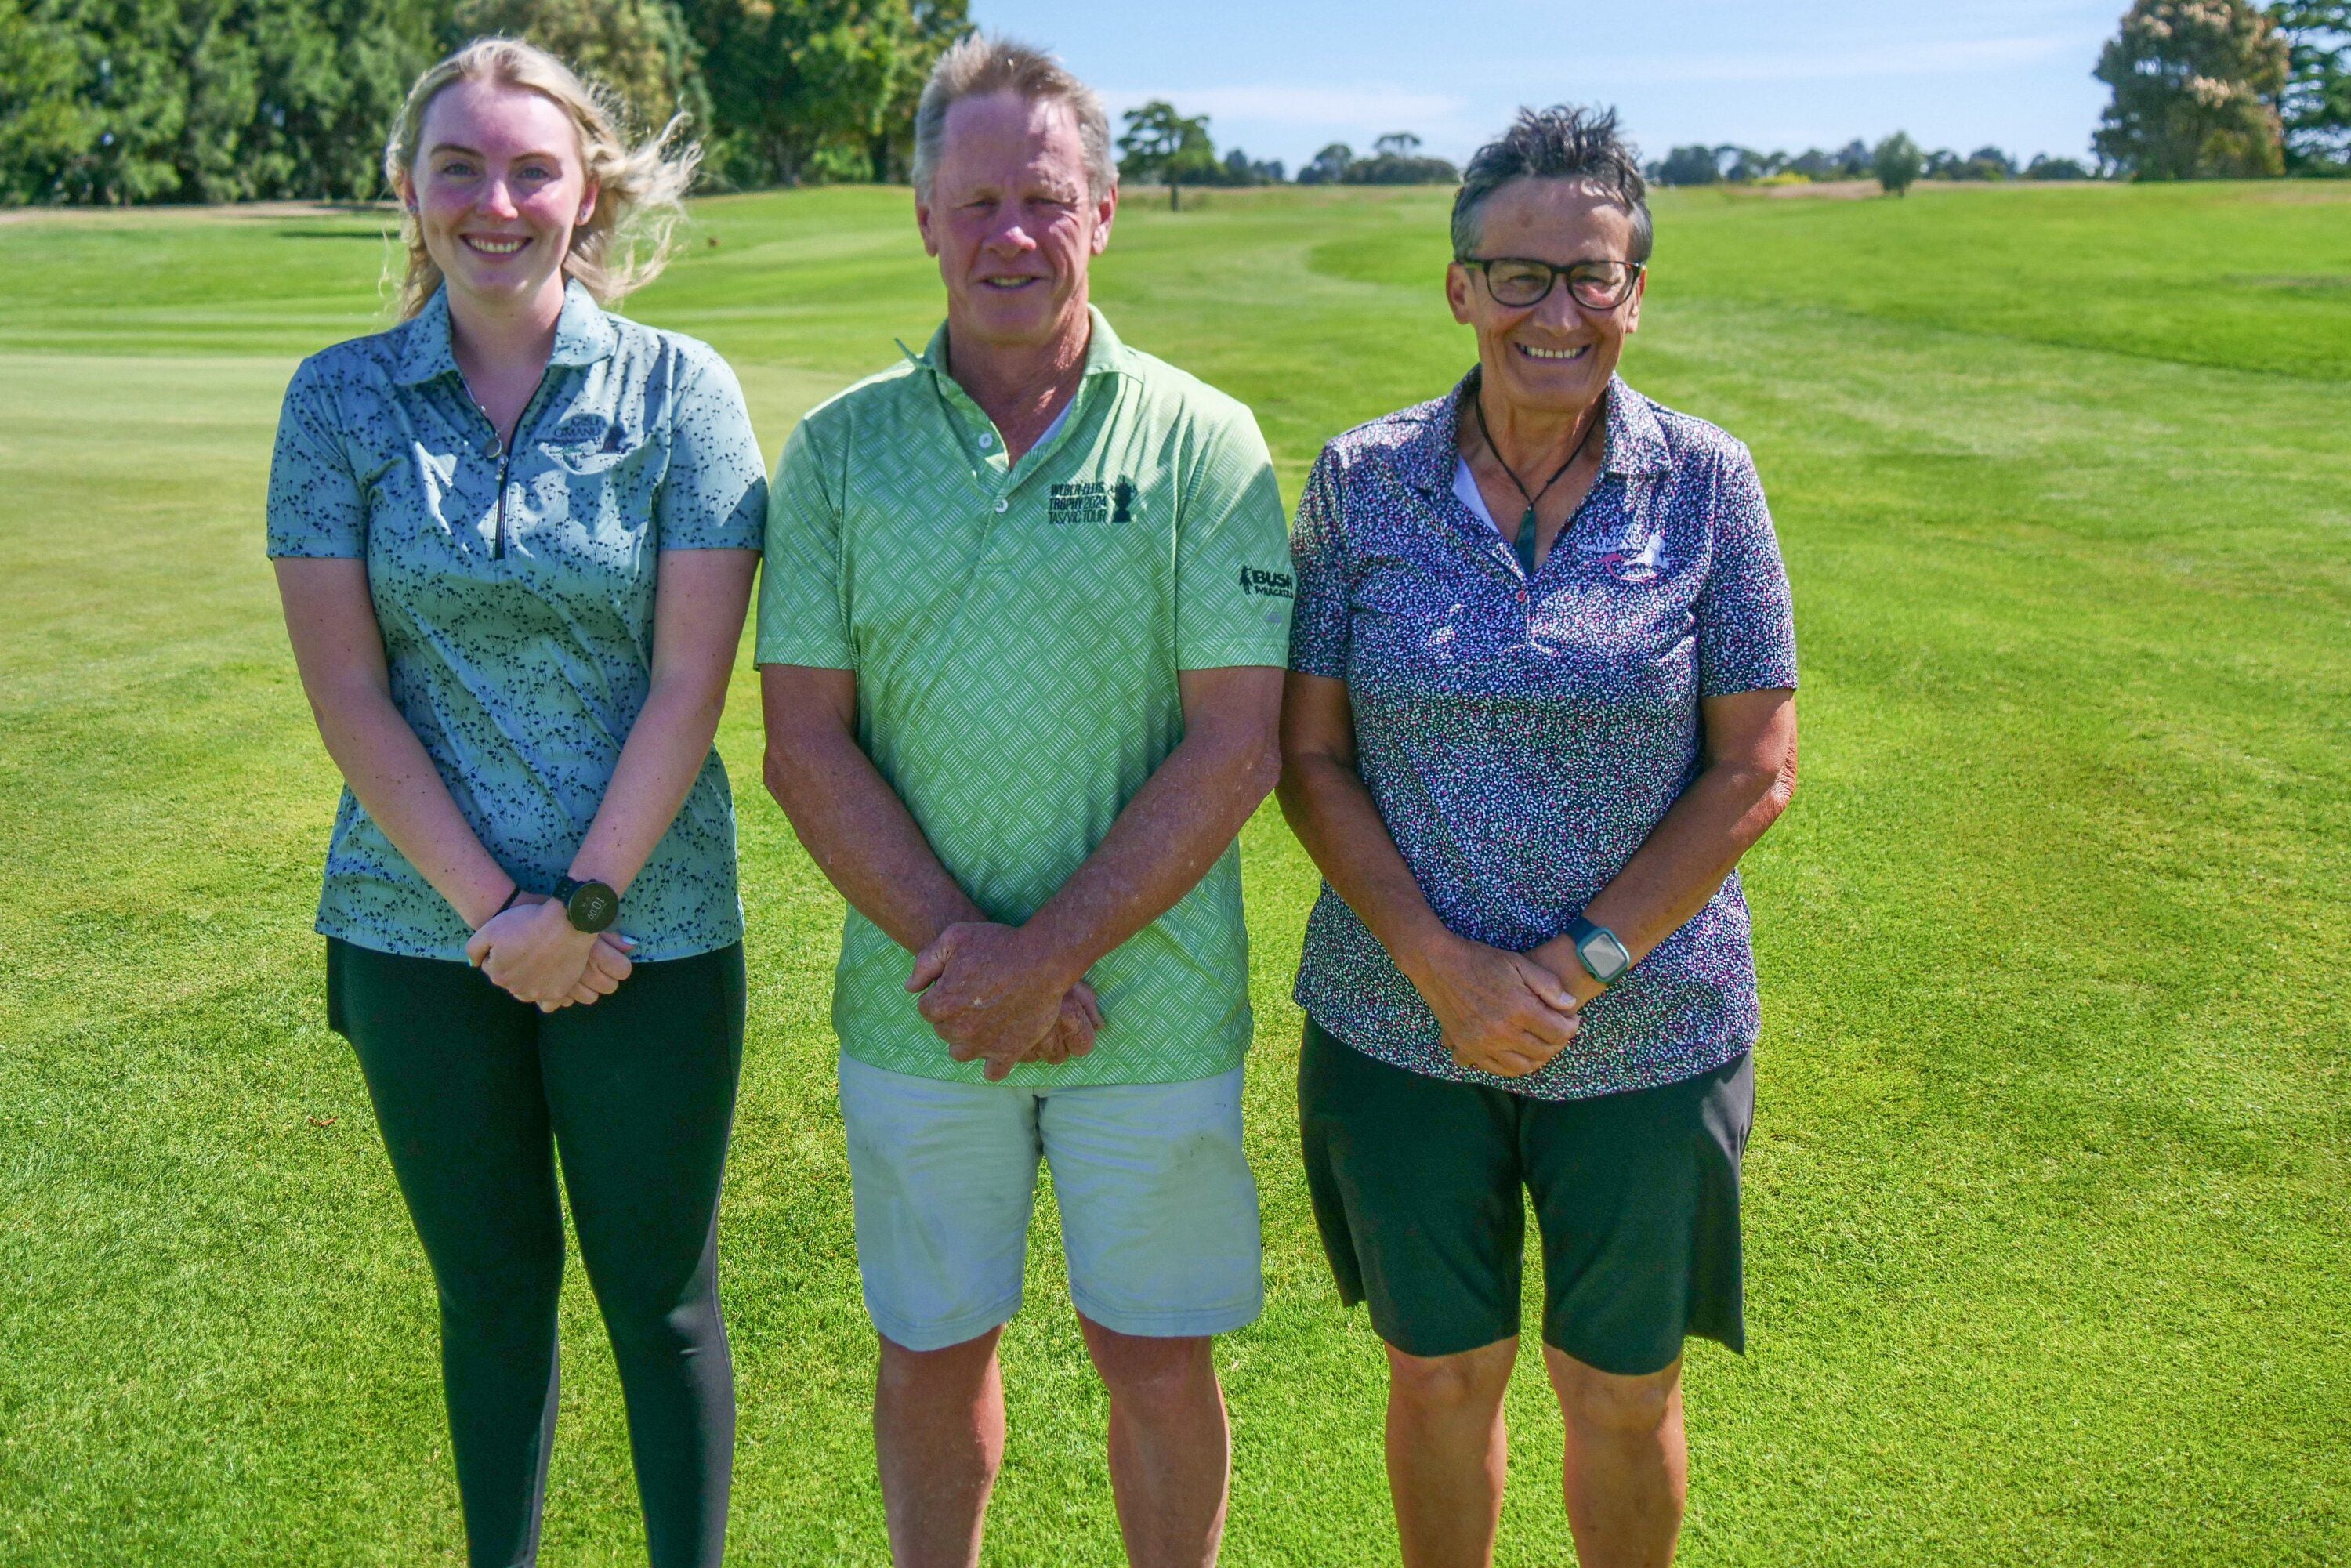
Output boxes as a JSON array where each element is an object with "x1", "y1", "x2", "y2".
[{"x1": 1237, "y1": 565, "x2": 1295, "y2": 599}]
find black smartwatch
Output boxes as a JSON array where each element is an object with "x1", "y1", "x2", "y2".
[
  {"x1": 552, "y1": 875, "x2": 620, "y2": 934},
  {"x1": 1566, "y1": 915, "x2": 1632, "y2": 987}
]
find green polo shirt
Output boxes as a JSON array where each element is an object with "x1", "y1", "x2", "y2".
[{"x1": 756, "y1": 307, "x2": 1293, "y2": 1086}]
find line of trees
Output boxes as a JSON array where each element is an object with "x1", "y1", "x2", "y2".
[
  {"x1": 1650, "y1": 139, "x2": 2093, "y2": 188},
  {"x1": 0, "y1": 0, "x2": 968, "y2": 204},
  {"x1": 1112, "y1": 107, "x2": 1454, "y2": 210}
]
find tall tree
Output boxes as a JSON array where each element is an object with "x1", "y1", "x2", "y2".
[
  {"x1": 2271, "y1": 1, "x2": 2351, "y2": 168},
  {"x1": 1116, "y1": 98, "x2": 1213, "y2": 209},
  {"x1": 1295, "y1": 141, "x2": 1350, "y2": 185},
  {"x1": 2094, "y1": 0, "x2": 2289, "y2": 177},
  {"x1": 1872, "y1": 130, "x2": 1923, "y2": 195},
  {"x1": 684, "y1": 0, "x2": 964, "y2": 186},
  {"x1": 0, "y1": 0, "x2": 91, "y2": 201}
]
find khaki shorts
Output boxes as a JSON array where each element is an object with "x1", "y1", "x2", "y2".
[{"x1": 838, "y1": 1053, "x2": 1264, "y2": 1351}]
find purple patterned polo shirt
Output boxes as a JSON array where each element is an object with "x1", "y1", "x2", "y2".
[{"x1": 1288, "y1": 370, "x2": 1798, "y2": 1100}]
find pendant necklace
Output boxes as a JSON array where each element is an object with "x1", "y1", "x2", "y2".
[{"x1": 1470, "y1": 386, "x2": 1605, "y2": 578}]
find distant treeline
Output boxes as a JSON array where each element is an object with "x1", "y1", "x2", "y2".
[
  {"x1": 0, "y1": 0, "x2": 968, "y2": 205},
  {"x1": 1650, "y1": 142, "x2": 2093, "y2": 188}
]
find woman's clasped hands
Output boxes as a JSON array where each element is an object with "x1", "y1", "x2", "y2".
[
  {"x1": 465, "y1": 892, "x2": 636, "y2": 1012},
  {"x1": 1407, "y1": 931, "x2": 1583, "y2": 1079}
]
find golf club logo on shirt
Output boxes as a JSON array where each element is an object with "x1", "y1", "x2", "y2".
[
  {"x1": 1047, "y1": 476, "x2": 1139, "y2": 525},
  {"x1": 1237, "y1": 565, "x2": 1295, "y2": 599},
  {"x1": 1575, "y1": 520, "x2": 1671, "y2": 585}
]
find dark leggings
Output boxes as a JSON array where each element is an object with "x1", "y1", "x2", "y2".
[{"x1": 328, "y1": 938, "x2": 746, "y2": 1568}]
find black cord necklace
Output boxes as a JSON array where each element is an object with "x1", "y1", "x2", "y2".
[{"x1": 1469, "y1": 384, "x2": 1606, "y2": 577}]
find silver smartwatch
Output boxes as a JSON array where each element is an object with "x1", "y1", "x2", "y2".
[{"x1": 1566, "y1": 916, "x2": 1632, "y2": 987}]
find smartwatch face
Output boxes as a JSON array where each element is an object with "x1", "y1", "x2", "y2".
[
  {"x1": 567, "y1": 881, "x2": 619, "y2": 933},
  {"x1": 1581, "y1": 928, "x2": 1632, "y2": 983}
]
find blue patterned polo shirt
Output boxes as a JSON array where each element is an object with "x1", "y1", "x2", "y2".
[
  {"x1": 265, "y1": 281, "x2": 768, "y2": 963},
  {"x1": 1288, "y1": 370, "x2": 1798, "y2": 1100}
]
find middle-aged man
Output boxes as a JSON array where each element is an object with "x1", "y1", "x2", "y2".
[{"x1": 755, "y1": 34, "x2": 1292, "y2": 1568}]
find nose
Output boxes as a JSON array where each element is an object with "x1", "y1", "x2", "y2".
[
  {"x1": 1528, "y1": 281, "x2": 1592, "y2": 335},
  {"x1": 984, "y1": 215, "x2": 1037, "y2": 255},
  {"x1": 480, "y1": 178, "x2": 520, "y2": 220}
]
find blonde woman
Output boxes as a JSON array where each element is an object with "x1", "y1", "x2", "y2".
[{"x1": 266, "y1": 39, "x2": 764, "y2": 1567}]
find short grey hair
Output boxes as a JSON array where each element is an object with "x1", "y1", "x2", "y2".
[
  {"x1": 911, "y1": 34, "x2": 1117, "y2": 203},
  {"x1": 1451, "y1": 105, "x2": 1653, "y2": 264}
]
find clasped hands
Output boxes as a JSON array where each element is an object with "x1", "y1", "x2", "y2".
[
  {"x1": 465, "y1": 892, "x2": 636, "y2": 1012},
  {"x1": 908, "y1": 921, "x2": 1103, "y2": 1082},
  {"x1": 1410, "y1": 931, "x2": 1595, "y2": 1079}
]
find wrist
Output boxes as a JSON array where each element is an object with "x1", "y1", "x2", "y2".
[
  {"x1": 1389, "y1": 919, "x2": 1466, "y2": 992},
  {"x1": 1011, "y1": 912, "x2": 1094, "y2": 994},
  {"x1": 464, "y1": 875, "x2": 523, "y2": 931}
]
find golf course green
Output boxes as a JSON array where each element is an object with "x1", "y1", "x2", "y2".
[{"x1": 2, "y1": 178, "x2": 2346, "y2": 1565}]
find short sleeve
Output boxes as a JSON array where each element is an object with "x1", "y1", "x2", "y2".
[
  {"x1": 657, "y1": 352, "x2": 767, "y2": 551},
  {"x1": 1286, "y1": 447, "x2": 1350, "y2": 679},
  {"x1": 754, "y1": 412, "x2": 855, "y2": 669},
  {"x1": 1695, "y1": 444, "x2": 1799, "y2": 697},
  {"x1": 1174, "y1": 405, "x2": 1294, "y2": 671},
  {"x1": 266, "y1": 358, "x2": 368, "y2": 559}
]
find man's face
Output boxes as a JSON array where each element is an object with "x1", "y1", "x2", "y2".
[{"x1": 916, "y1": 92, "x2": 1116, "y2": 352}]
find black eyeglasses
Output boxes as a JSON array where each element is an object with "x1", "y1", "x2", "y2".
[{"x1": 1457, "y1": 256, "x2": 1644, "y2": 310}]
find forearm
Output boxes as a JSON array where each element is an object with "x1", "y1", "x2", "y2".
[
  {"x1": 568, "y1": 675, "x2": 728, "y2": 896},
  {"x1": 1276, "y1": 755, "x2": 1460, "y2": 988},
  {"x1": 311, "y1": 684, "x2": 513, "y2": 927},
  {"x1": 1019, "y1": 722, "x2": 1281, "y2": 988},
  {"x1": 1531, "y1": 754, "x2": 1795, "y2": 987},
  {"x1": 765, "y1": 724, "x2": 980, "y2": 954}
]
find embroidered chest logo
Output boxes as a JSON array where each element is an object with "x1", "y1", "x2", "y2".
[
  {"x1": 1048, "y1": 476, "x2": 1138, "y2": 525},
  {"x1": 1237, "y1": 565, "x2": 1295, "y2": 599},
  {"x1": 1574, "y1": 522, "x2": 1671, "y2": 585}
]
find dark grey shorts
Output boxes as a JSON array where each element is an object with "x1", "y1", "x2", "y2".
[{"x1": 1299, "y1": 1017, "x2": 1752, "y2": 1375}]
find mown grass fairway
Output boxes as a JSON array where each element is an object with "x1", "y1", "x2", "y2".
[{"x1": 2, "y1": 180, "x2": 2348, "y2": 1566}]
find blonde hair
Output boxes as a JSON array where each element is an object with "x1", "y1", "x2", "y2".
[
  {"x1": 383, "y1": 37, "x2": 699, "y2": 320},
  {"x1": 911, "y1": 34, "x2": 1115, "y2": 203}
]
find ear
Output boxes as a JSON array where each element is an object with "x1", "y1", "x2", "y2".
[
  {"x1": 576, "y1": 181, "x2": 600, "y2": 229},
  {"x1": 1624, "y1": 270, "x2": 1646, "y2": 335},
  {"x1": 1089, "y1": 179, "x2": 1118, "y2": 255},
  {"x1": 1445, "y1": 262, "x2": 1476, "y2": 326},
  {"x1": 914, "y1": 192, "x2": 940, "y2": 259},
  {"x1": 397, "y1": 168, "x2": 418, "y2": 215}
]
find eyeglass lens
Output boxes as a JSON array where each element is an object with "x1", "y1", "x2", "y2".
[{"x1": 1483, "y1": 260, "x2": 1635, "y2": 310}]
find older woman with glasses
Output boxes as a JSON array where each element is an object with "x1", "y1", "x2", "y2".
[{"x1": 1278, "y1": 106, "x2": 1799, "y2": 1568}]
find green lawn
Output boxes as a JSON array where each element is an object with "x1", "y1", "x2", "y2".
[{"x1": 2, "y1": 179, "x2": 2346, "y2": 1566}]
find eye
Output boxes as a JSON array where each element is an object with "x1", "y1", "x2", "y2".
[{"x1": 436, "y1": 158, "x2": 476, "y2": 179}]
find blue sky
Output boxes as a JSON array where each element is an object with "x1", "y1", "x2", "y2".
[{"x1": 976, "y1": 0, "x2": 2123, "y2": 172}]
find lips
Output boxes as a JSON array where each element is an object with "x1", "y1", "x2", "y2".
[
  {"x1": 1516, "y1": 342, "x2": 1592, "y2": 362},
  {"x1": 462, "y1": 235, "x2": 530, "y2": 257}
]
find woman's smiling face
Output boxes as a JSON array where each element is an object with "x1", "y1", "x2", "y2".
[
  {"x1": 403, "y1": 77, "x2": 596, "y2": 313},
  {"x1": 1446, "y1": 178, "x2": 1646, "y2": 418}
]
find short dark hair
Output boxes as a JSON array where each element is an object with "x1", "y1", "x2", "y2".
[{"x1": 1451, "y1": 105, "x2": 1653, "y2": 265}]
